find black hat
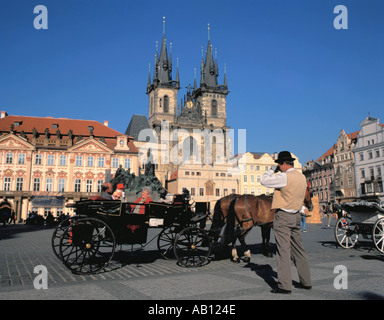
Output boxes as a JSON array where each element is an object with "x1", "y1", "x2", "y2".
[{"x1": 275, "y1": 151, "x2": 296, "y2": 164}]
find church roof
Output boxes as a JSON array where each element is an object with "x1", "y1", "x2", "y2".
[{"x1": 125, "y1": 114, "x2": 155, "y2": 141}]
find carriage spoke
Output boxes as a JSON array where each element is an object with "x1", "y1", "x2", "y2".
[{"x1": 373, "y1": 219, "x2": 384, "y2": 253}]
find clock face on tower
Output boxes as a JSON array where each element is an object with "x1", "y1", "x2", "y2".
[{"x1": 186, "y1": 101, "x2": 193, "y2": 109}]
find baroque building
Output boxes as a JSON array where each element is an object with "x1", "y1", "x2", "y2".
[
  {"x1": 353, "y1": 116, "x2": 384, "y2": 202},
  {"x1": 333, "y1": 129, "x2": 359, "y2": 202},
  {"x1": 0, "y1": 112, "x2": 138, "y2": 221},
  {"x1": 236, "y1": 152, "x2": 303, "y2": 196},
  {"x1": 303, "y1": 129, "x2": 359, "y2": 206}
]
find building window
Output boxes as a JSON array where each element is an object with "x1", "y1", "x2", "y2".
[
  {"x1": 33, "y1": 178, "x2": 41, "y2": 191},
  {"x1": 191, "y1": 188, "x2": 196, "y2": 196},
  {"x1": 74, "y1": 179, "x2": 81, "y2": 192},
  {"x1": 98, "y1": 157, "x2": 105, "y2": 168},
  {"x1": 199, "y1": 188, "x2": 204, "y2": 196},
  {"x1": 35, "y1": 154, "x2": 42, "y2": 165},
  {"x1": 46, "y1": 178, "x2": 53, "y2": 192},
  {"x1": 87, "y1": 156, "x2": 94, "y2": 167},
  {"x1": 243, "y1": 175, "x2": 248, "y2": 183},
  {"x1": 211, "y1": 99, "x2": 217, "y2": 116},
  {"x1": 124, "y1": 158, "x2": 130, "y2": 169},
  {"x1": 4, "y1": 177, "x2": 11, "y2": 191},
  {"x1": 75, "y1": 156, "x2": 83, "y2": 166},
  {"x1": 97, "y1": 180, "x2": 104, "y2": 193},
  {"x1": 6, "y1": 153, "x2": 13, "y2": 164},
  {"x1": 86, "y1": 179, "x2": 93, "y2": 192},
  {"x1": 16, "y1": 177, "x2": 23, "y2": 191},
  {"x1": 112, "y1": 158, "x2": 118, "y2": 168},
  {"x1": 163, "y1": 95, "x2": 169, "y2": 113},
  {"x1": 215, "y1": 188, "x2": 220, "y2": 197},
  {"x1": 58, "y1": 178, "x2": 65, "y2": 192},
  {"x1": 59, "y1": 155, "x2": 66, "y2": 166},
  {"x1": 18, "y1": 153, "x2": 25, "y2": 165},
  {"x1": 47, "y1": 154, "x2": 55, "y2": 165}
]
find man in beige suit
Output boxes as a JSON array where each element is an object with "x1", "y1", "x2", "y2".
[{"x1": 261, "y1": 151, "x2": 311, "y2": 294}]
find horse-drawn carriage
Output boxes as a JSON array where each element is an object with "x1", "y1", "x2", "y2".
[
  {"x1": 334, "y1": 201, "x2": 384, "y2": 253},
  {"x1": 52, "y1": 191, "x2": 212, "y2": 274}
]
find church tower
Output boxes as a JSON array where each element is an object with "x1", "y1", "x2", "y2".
[
  {"x1": 147, "y1": 18, "x2": 180, "y2": 131},
  {"x1": 192, "y1": 24, "x2": 229, "y2": 130}
]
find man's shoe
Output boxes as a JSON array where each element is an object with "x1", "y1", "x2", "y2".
[
  {"x1": 294, "y1": 283, "x2": 312, "y2": 290},
  {"x1": 271, "y1": 288, "x2": 291, "y2": 294}
]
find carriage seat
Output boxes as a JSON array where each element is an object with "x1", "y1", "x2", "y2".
[{"x1": 89, "y1": 196, "x2": 111, "y2": 201}]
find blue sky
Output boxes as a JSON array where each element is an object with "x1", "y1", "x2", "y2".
[{"x1": 1, "y1": 0, "x2": 383, "y2": 163}]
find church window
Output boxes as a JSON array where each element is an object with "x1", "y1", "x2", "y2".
[
  {"x1": 211, "y1": 99, "x2": 217, "y2": 116},
  {"x1": 164, "y1": 95, "x2": 169, "y2": 113}
]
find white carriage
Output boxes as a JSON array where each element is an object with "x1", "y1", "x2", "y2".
[{"x1": 334, "y1": 201, "x2": 384, "y2": 253}]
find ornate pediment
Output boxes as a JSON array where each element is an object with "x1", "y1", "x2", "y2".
[
  {"x1": 0, "y1": 133, "x2": 34, "y2": 151},
  {"x1": 69, "y1": 137, "x2": 113, "y2": 154}
]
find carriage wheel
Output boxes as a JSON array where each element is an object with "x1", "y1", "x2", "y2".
[
  {"x1": 51, "y1": 215, "x2": 81, "y2": 260},
  {"x1": 174, "y1": 227, "x2": 211, "y2": 268},
  {"x1": 372, "y1": 218, "x2": 384, "y2": 254},
  {"x1": 334, "y1": 217, "x2": 358, "y2": 249},
  {"x1": 157, "y1": 225, "x2": 178, "y2": 260},
  {"x1": 59, "y1": 217, "x2": 115, "y2": 274}
]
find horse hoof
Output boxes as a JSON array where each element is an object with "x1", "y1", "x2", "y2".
[
  {"x1": 263, "y1": 252, "x2": 273, "y2": 258},
  {"x1": 232, "y1": 259, "x2": 240, "y2": 264},
  {"x1": 243, "y1": 257, "x2": 250, "y2": 263}
]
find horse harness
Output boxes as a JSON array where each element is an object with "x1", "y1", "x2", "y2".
[{"x1": 234, "y1": 195, "x2": 256, "y2": 236}]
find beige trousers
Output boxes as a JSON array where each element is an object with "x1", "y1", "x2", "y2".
[{"x1": 273, "y1": 210, "x2": 312, "y2": 291}]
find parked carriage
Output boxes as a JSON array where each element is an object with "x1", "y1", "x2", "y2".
[
  {"x1": 334, "y1": 201, "x2": 384, "y2": 253},
  {"x1": 52, "y1": 191, "x2": 211, "y2": 274}
]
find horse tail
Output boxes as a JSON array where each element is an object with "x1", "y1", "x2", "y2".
[{"x1": 224, "y1": 197, "x2": 237, "y2": 244}]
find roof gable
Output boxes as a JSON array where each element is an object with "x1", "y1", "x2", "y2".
[{"x1": 0, "y1": 133, "x2": 34, "y2": 151}]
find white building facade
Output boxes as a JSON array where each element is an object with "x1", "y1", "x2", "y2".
[{"x1": 353, "y1": 116, "x2": 384, "y2": 203}]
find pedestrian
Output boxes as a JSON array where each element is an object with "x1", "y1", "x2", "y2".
[
  {"x1": 100, "y1": 182, "x2": 113, "y2": 200},
  {"x1": 326, "y1": 202, "x2": 333, "y2": 227},
  {"x1": 9, "y1": 210, "x2": 16, "y2": 224},
  {"x1": 300, "y1": 206, "x2": 308, "y2": 232},
  {"x1": 131, "y1": 187, "x2": 153, "y2": 214},
  {"x1": 261, "y1": 151, "x2": 312, "y2": 294}
]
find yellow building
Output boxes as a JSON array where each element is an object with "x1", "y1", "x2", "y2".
[
  {"x1": 166, "y1": 163, "x2": 238, "y2": 210},
  {"x1": 0, "y1": 112, "x2": 138, "y2": 221},
  {"x1": 236, "y1": 152, "x2": 303, "y2": 195}
]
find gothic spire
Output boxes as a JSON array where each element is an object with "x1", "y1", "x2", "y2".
[
  {"x1": 156, "y1": 17, "x2": 172, "y2": 85},
  {"x1": 201, "y1": 23, "x2": 218, "y2": 88}
]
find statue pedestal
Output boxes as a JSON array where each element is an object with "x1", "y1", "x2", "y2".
[{"x1": 306, "y1": 195, "x2": 322, "y2": 224}]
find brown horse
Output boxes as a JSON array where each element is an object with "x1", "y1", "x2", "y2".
[
  {"x1": 215, "y1": 185, "x2": 313, "y2": 263},
  {"x1": 211, "y1": 194, "x2": 274, "y2": 260}
]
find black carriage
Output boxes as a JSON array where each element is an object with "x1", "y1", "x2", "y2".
[
  {"x1": 52, "y1": 193, "x2": 211, "y2": 274},
  {"x1": 334, "y1": 201, "x2": 384, "y2": 253}
]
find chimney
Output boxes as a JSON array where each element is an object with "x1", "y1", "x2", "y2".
[
  {"x1": 1, "y1": 111, "x2": 8, "y2": 119},
  {"x1": 103, "y1": 120, "x2": 109, "y2": 127}
]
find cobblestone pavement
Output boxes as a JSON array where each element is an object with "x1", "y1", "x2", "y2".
[{"x1": 1, "y1": 220, "x2": 384, "y2": 301}]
